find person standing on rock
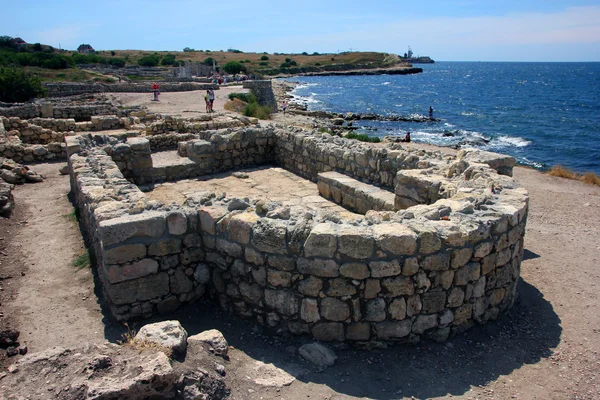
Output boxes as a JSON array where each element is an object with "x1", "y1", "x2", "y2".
[
  {"x1": 282, "y1": 101, "x2": 287, "y2": 115},
  {"x1": 429, "y1": 106, "x2": 433, "y2": 119}
]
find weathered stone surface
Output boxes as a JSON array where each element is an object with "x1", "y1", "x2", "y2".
[
  {"x1": 104, "y1": 243, "x2": 146, "y2": 265},
  {"x1": 167, "y1": 211, "x2": 187, "y2": 235},
  {"x1": 135, "y1": 320, "x2": 188, "y2": 354},
  {"x1": 297, "y1": 258, "x2": 339, "y2": 277},
  {"x1": 228, "y1": 212, "x2": 259, "y2": 244},
  {"x1": 252, "y1": 266, "x2": 267, "y2": 286},
  {"x1": 447, "y1": 287, "x2": 465, "y2": 307},
  {"x1": 365, "y1": 298, "x2": 387, "y2": 322},
  {"x1": 268, "y1": 255, "x2": 295, "y2": 271},
  {"x1": 215, "y1": 238, "x2": 243, "y2": 258},
  {"x1": 99, "y1": 211, "x2": 166, "y2": 246},
  {"x1": 454, "y1": 262, "x2": 481, "y2": 285},
  {"x1": 106, "y1": 258, "x2": 159, "y2": 285},
  {"x1": 474, "y1": 241, "x2": 493, "y2": 258},
  {"x1": 320, "y1": 298, "x2": 350, "y2": 321},
  {"x1": 389, "y1": 298, "x2": 407, "y2": 320},
  {"x1": 194, "y1": 264, "x2": 211, "y2": 284},
  {"x1": 421, "y1": 252, "x2": 450, "y2": 271},
  {"x1": 299, "y1": 343, "x2": 337, "y2": 367},
  {"x1": 301, "y1": 298, "x2": 320, "y2": 323},
  {"x1": 239, "y1": 282, "x2": 263, "y2": 305},
  {"x1": 245, "y1": 248, "x2": 265, "y2": 265},
  {"x1": 264, "y1": 289, "x2": 299, "y2": 316},
  {"x1": 312, "y1": 323, "x2": 345, "y2": 341},
  {"x1": 325, "y1": 278, "x2": 357, "y2": 296},
  {"x1": 297, "y1": 276, "x2": 323, "y2": 296},
  {"x1": 453, "y1": 303, "x2": 473, "y2": 325},
  {"x1": 412, "y1": 314, "x2": 438, "y2": 334},
  {"x1": 188, "y1": 329, "x2": 228, "y2": 357},
  {"x1": 381, "y1": 276, "x2": 414, "y2": 296},
  {"x1": 406, "y1": 294, "x2": 422, "y2": 317},
  {"x1": 451, "y1": 248, "x2": 473, "y2": 269},
  {"x1": 303, "y1": 223, "x2": 337, "y2": 258},
  {"x1": 268, "y1": 269, "x2": 292, "y2": 287},
  {"x1": 364, "y1": 279, "x2": 381, "y2": 299},
  {"x1": 252, "y1": 219, "x2": 287, "y2": 254},
  {"x1": 340, "y1": 262, "x2": 370, "y2": 279},
  {"x1": 422, "y1": 291, "x2": 446, "y2": 314},
  {"x1": 170, "y1": 268, "x2": 194, "y2": 294},
  {"x1": 148, "y1": 238, "x2": 182, "y2": 256},
  {"x1": 369, "y1": 260, "x2": 402, "y2": 278},
  {"x1": 402, "y1": 257, "x2": 419, "y2": 276},
  {"x1": 372, "y1": 224, "x2": 417, "y2": 255},
  {"x1": 198, "y1": 206, "x2": 227, "y2": 235},
  {"x1": 346, "y1": 323, "x2": 371, "y2": 341},
  {"x1": 437, "y1": 269, "x2": 454, "y2": 290},
  {"x1": 376, "y1": 321, "x2": 412, "y2": 340},
  {"x1": 338, "y1": 226, "x2": 374, "y2": 259}
]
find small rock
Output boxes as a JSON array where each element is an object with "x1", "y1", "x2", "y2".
[
  {"x1": 232, "y1": 171, "x2": 249, "y2": 179},
  {"x1": 188, "y1": 329, "x2": 229, "y2": 358},
  {"x1": 6, "y1": 346, "x2": 19, "y2": 357},
  {"x1": 18, "y1": 345, "x2": 27, "y2": 355},
  {"x1": 0, "y1": 328, "x2": 19, "y2": 346},
  {"x1": 227, "y1": 197, "x2": 250, "y2": 211},
  {"x1": 215, "y1": 363, "x2": 226, "y2": 376},
  {"x1": 298, "y1": 342, "x2": 337, "y2": 368},
  {"x1": 59, "y1": 165, "x2": 70, "y2": 175}
]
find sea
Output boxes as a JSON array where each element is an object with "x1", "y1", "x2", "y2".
[{"x1": 284, "y1": 62, "x2": 600, "y2": 175}]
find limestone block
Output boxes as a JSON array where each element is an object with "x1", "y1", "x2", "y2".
[
  {"x1": 181, "y1": 247, "x2": 205, "y2": 265},
  {"x1": 375, "y1": 321, "x2": 412, "y2": 340},
  {"x1": 128, "y1": 137, "x2": 151, "y2": 152},
  {"x1": 389, "y1": 298, "x2": 407, "y2": 320},
  {"x1": 193, "y1": 264, "x2": 211, "y2": 284},
  {"x1": 188, "y1": 329, "x2": 228, "y2": 358},
  {"x1": 99, "y1": 211, "x2": 167, "y2": 246},
  {"x1": 369, "y1": 260, "x2": 402, "y2": 278},
  {"x1": 346, "y1": 323, "x2": 371, "y2": 341},
  {"x1": 312, "y1": 322, "x2": 345, "y2": 342},
  {"x1": 474, "y1": 241, "x2": 493, "y2": 258},
  {"x1": 264, "y1": 289, "x2": 299, "y2": 316},
  {"x1": 268, "y1": 255, "x2": 295, "y2": 271},
  {"x1": 297, "y1": 258, "x2": 339, "y2": 278},
  {"x1": 252, "y1": 266, "x2": 267, "y2": 286},
  {"x1": 339, "y1": 263, "x2": 370, "y2": 280},
  {"x1": 325, "y1": 278, "x2": 357, "y2": 297},
  {"x1": 454, "y1": 262, "x2": 481, "y2": 286},
  {"x1": 320, "y1": 298, "x2": 350, "y2": 321},
  {"x1": 303, "y1": 223, "x2": 337, "y2": 258},
  {"x1": 381, "y1": 276, "x2": 414, "y2": 296},
  {"x1": 365, "y1": 298, "x2": 386, "y2": 322},
  {"x1": 301, "y1": 298, "x2": 320, "y2": 323},
  {"x1": 252, "y1": 219, "x2": 287, "y2": 254},
  {"x1": 167, "y1": 211, "x2": 187, "y2": 235},
  {"x1": 447, "y1": 287, "x2": 465, "y2": 307},
  {"x1": 481, "y1": 253, "x2": 497, "y2": 275},
  {"x1": 372, "y1": 224, "x2": 417, "y2": 255},
  {"x1": 107, "y1": 258, "x2": 159, "y2": 284},
  {"x1": 106, "y1": 272, "x2": 169, "y2": 305},
  {"x1": 406, "y1": 294, "x2": 422, "y2": 317},
  {"x1": 297, "y1": 276, "x2": 323, "y2": 297},
  {"x1": 245, "y1": 248, "x2": 265, "y2": 266},
  {"x1": 104, "y1": 243, "x2": 147, "y2": 265},
  {"x1": 239, "y1": 282, "x2": 262, "y2": 305},
  {"x1": 364, "y1": 279, "x2": 381, "y2": 299},
  {"x1": 338, "y1": 226, "x2": 374, "y2": 259},
  {"x1": 135, "y1": 320, "x2": 188, "y2": 354},
  {"x1": 215, "y1": 239, "x2": 243, "y2": 258},
  {"x1": 412, "y1": 314, "x2": 438, "y2": 334},
  {"x1": 451, "y1": 248, "x2": 473, "y2": 268},
  {"x1": 268, "y1": 269, "x2": 292, "y2": 287},
  {"x1": 198, "y1": 206, "x2": 228, "y2": 235},
  {"x1": 422, "y1": 291, "x2": 446, "y2": 313},
  {"x1": 402, "y1": 258, "x2": 419, "y2": 276},
  {"x1": 228, "y1": 212, "x2": 259, "y2": 244},
  {"x1": 420, "y1": 252, "x2": 450, "y2": 271},
  {"x1": 453, "y1": 303, "x2": 473, "y2": 325},
  {"x1": 148, "y1": 239, "x2": 182, "y2": 257}
]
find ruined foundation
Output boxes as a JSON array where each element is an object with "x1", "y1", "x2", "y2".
[{"x1": 65, "y1": 122, "x2": 528, "y2": 344}]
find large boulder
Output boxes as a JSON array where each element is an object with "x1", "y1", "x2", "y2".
[{"x1": 187, "y1": 329, "x2": 229, "y2": 358}]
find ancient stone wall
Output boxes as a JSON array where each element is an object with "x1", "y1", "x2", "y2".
[
  {"x1": 44, "y1": 82, "x2": 217, "y2": 98},
  {"x1": 67, "y1": 127, "x2": 528, "y2": 343},
  {"x1": 243, "y1": 81, "x2": 278, "y2": 112}
]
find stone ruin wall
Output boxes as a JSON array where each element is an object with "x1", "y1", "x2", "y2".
[
  {"x1": 44, "y1": 82, "x2": 217, "y2": 98},
  {"x1": 67, "y1": 126, "x2": 528, "y2": 343},
  {"x1": 243, "y1": 81, "x2": 278, "y2": 112}
]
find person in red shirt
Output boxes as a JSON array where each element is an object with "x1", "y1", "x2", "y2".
[{"x1": 151, "y1": 82, "x2": 160, "y2": 101}]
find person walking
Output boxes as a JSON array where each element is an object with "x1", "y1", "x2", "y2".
[
  {"x1": 204, "y1": 90, "x2": 210, "y2": 113},
  {"x1": 281, "y1": 101, "x2": 287, "y2": 115}
]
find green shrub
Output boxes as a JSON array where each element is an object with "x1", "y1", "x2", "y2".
[
  {"x1": 161, "y1": 54, "x2": 177, "y2": 66},
  {"x1": 315, "y1": 62, "x2": 321, "y2": 66},
  {"x1": 285, "y1": 58, "x2": 292, "y2": 63},
  {"x1": 280, "y1": 62, "x2": 291, "y2": 68},
  {"x1": 228, "y1": 92, "x2": 255, "y2": 103},
  {"x1": 290, "y1": 60, "x2": 297, "y2": 66},
  {"x1": 345, "y1": 132, "x2": 381, "y2": 143},
  {"x1": 302, "y1": 52, "x2": 308, "y2": 55},
  {"x1": 203, "y1": 57, "x2": 216, "y2": 66},
  {"x1": 260, "y1": 55, "x2": 269, "y2": 60},
  {"x1": 222, "y1": 61, "x2": 246, "y2": 74},
  {"x1": 183, "y1": 47, "x2": 195, "y2": 52},
  {"x1": 137, "y1": 54, "x2": 160, "y2": 66},
  {"x1": 32, "y1": 43, "x2": 42, "y2": 51},
  {"x1": 0, "y1": 68, "x2": 46, "y2": 102},
  {"x1": 243, "y1": 102, "x2": 271, "y2": 119},
  {"x1": 110, "y1": 51, "x2": 116, "y2": 56},
  {"x1": 259, "y1": 61, "x2": 268, "y2": 66},
  {"x1": 108, "y1": 57, "x2": 126, "y2": 67}
]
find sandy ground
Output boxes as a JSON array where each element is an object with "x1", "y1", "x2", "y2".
[{"x1": 1, "y1": 90, "x2": 600, "y2": 399}]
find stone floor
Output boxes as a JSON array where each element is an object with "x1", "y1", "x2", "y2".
[{"x1": 143, "y1": 164, "x2": 357, "y2": 215}]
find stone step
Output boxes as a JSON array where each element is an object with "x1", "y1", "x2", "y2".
[{"x1": 317, "y1": 171, "x2": 395, "y2": 214}]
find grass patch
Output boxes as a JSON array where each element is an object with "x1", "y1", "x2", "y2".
[
  {"x1": 118, "y1": 323, "x2": 173, "y2": 357},
  {"x1": 228, "y1": 92, "x2": 254, "y2": 103},
  {"x1": 73, "y1": 250, "x2": 91, "y2": 270},
  {"x1": 243, "y1": 102, "x2": 271, "y2": 119},
  {"x1": 64, "y1": 208, "x2": 79, "y2": 223},
  {"x1": 224, "y1": 98, "x2": 247, "y2": 113},
  {"x1": 345, "y1": 132, "x2": 381, "y2": 143},
  {"x1": 548, "y1": 165, "x2": 600, "y2": 186}
]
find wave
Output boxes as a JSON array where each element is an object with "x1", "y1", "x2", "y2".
[{"x1": 493, "y1": 135, "x2": 531, "y2": 148}]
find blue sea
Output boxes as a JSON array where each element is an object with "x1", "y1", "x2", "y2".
[{"x1": 284, "y1": 62, "x2": 600, "y2": 174}]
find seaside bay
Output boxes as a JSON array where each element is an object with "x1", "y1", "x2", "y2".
[{"x1": 286, "y1": 62, "x2": 600, "y2": 175}]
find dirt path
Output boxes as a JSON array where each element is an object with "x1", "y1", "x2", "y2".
[{"x1": 0, "y1": 163, "x2": 114, "y2": 358}]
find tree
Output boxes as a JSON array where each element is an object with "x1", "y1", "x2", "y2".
[
  {"x1": 203, "y1": 57, "x2": 216, "y2": 66},
  {"x1": 137, "y1": 55, "x2": 160, "y2": 66},
  {"x1": 260, "y1": 55, "x2": 269, "y2": 61},
  {"x1": 32, "y1": 43, "x2": 42, "y2": 51},
  {"x1": 222, "y1": 61, "x2": 246, "y2": 74},
  {"x1": 183, "y1": 47, "x2": 195, "y2": 52},
  {"x1": 0, "y1": 68, "x2": 46, "y2": 102}
]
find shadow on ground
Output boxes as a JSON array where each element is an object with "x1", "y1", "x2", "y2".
[{"x1": 110, "y1": 277, "x2": 560, "y2": 399}]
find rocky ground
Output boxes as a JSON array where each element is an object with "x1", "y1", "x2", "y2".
[{"x1": 0, "y1": 89, "x2": 599, "y2": 399}]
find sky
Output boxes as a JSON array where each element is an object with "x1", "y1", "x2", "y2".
[{"x1": 2, "y1": 0, "x2": 600, "y2": 61}]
